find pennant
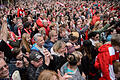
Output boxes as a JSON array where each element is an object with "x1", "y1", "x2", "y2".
[
  {"x1": 10, "y1": 32, "x2": 16, "y2": 42},
  {"x1": 7, "y1": 41, "x2": 13, "y2": 51},
  {"x1": 24, "y1": 28, "x2": 30, "y2": 35},
  {"x1": 56, "y1": 2, "x2": 65, "y2": 7}
]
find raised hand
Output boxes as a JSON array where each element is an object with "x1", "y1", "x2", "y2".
[
  {"x1": 57, "y1": 69, "x2": 72, "y2": 80},
  {"x1": 15, "y1": 60, "x2": 23, "y2": 68}
]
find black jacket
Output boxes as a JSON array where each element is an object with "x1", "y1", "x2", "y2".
[
  {"x1": 27, "y1": 63, "x2": 48, "y2": 80},
  {"x1": 48, "y1": 54, "x2": 67, "y2": 72}
]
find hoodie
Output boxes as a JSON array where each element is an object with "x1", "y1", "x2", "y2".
[{"x1": 94, "y1": 44, "x2": 119, "y2": 80}]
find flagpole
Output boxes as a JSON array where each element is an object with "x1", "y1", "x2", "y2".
[
  {"x1": 8, "y1": 0, "x2": 10, "y2": 6},
  {"x1": 1, "y1": 0, "x2": 3, "y2": 5}
]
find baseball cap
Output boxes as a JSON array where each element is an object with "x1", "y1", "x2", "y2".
[{"x1": 29, "y1": 50, "x2": 43, "y2": 62}]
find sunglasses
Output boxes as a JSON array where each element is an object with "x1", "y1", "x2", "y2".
[{"x1": 95, "y1": 36, "x2": 99, "y2": 38}]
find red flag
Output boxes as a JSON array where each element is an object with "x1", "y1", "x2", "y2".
[{"x1": 56, "y1": 2, "x2": 65, "y2": 7}]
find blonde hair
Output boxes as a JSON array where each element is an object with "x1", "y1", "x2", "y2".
[
  {"x1": 53, "y1": 40, "x2": 66, "y2": 53},
  {"x1": 49, "y1": 30, "x2": 57, "y2": 38},
  {"x1": 38, "y1": 70, "x2": 59, "y2": 80},
  {"x1": 39, "y1": 27, "x2": 46, "y2": 37},
  {"x1": 21, "y1": 33, "x2": 30, "y2": 52},
  {"x1": 72, "y1": 51, "x2": 83, "y2": 62},
  {"x1": 67, "y1": 51, "x2": 83, "y2": 66},
  {"x1": 59, "y1": 27, "x2": 66, "y2": 34},
  {"x1": 0, "y1": 22, "x2": 8, "y2": 41},
  {"x1": 92, "y1": 21, "x2": 103, "y2": 31}
]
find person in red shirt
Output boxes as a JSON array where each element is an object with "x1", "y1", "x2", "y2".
[
  {"x1": 95, "y1": 34, "x2": 120, "y2": 80},
  {"x1": 36, "y1": 19, "x2": 50, "y2": 36},
  {"x1": 91, "y1": 11, "x2": 100, "y2": 30}
]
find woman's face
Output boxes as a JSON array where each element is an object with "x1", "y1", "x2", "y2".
[
  {"x1": 58, "y1": 44, "x2": 67, "y2": 55},
  {"x1": 112, "y1": 29, "x2": 117, "y2": 34},
  {"x1": 0, "y1": 51, "x2": 4, "y2": 58},
  {"x1": 60, "y1": 31, "x2": 66, "y2": 38},
  {"x1": 52, "y1": 18, "x2": 56, "y2": 22},
  {"x1": 77, "y1": 55, "x2": 82, "y2": 66},
  {"x1": 26, "y1": 35, "x2": 31, "y2": 43},
  {"x1": 98, "y1": 23, "x2": 103, "y2": 29},
  {"x1": 93, "y1": 34, "x2": 99, "y2": 41}
]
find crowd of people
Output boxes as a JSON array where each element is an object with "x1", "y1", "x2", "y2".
[{"x1": 0, "y1": 0, "x2": 120, "y2": 80}]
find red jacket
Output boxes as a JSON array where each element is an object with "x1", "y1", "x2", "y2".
[
  {"x1": 94, "y1": 44, "x2": 119, "y2": 80},
  {"x1": 91, "y1": 15, "x2": 100, "y2": 26},
  {"x1": 36, "y1": 18, "x2": 50, "y2": 36}
]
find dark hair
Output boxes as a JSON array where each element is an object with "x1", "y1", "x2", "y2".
[
  {"x1": 9, "y1": 40, "x2": 21, "y2": 48},
  {"x1": 83, "y1": 40, "x2": 92, "y2": 47},
  {"x1": 0, "y1": 20, "x2": 2, "y2": 26},
  {"x1": 24, "y1": 21, "x2": 31, "y2": 29},
  {"x1": 59, "y1": 24, "x2": 67, "y2": 28},
  {"x1": 37, "y1": 13, "x2": 40, "y2": 18},
  {"x1": 82, "y1": 40, "x2": 98, "y2": 60},
  {"x1": 95, "y1": 11, "x2": 99, "y2": 15},
  {"x1": 111, "y1": 34, "x2": 120, "y2": 47},
  {"x1": 22, "y1": 17, "x2": 28, "y2": 24},
  {"x1": 12, "y1": 47, "x2": 21, "y2": 58},
  {"x1": 67, "y1": 53, "x2": 77, "y2": 66},
  {"x1": 88, "y1": 32, "x2": 99, "y2": 39},
  {"x1": 107, "y1": 28, "x2": 116, "y2": 35}
]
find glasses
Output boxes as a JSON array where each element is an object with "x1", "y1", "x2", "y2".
[
  {"x1": 0, "y1": 64, "x2": 8, "y2": 71},
  {"x1": 34, "y1": 57, "x2": 43, "y2": 62}
]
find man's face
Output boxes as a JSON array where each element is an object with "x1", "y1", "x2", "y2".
[
  {"x1": 61, "y1": 17, "x2": 65, "y2": 21},
  {"x1": 37, "y1": 36, "x2": 45, "y2": 47},
  {"x1": 32, "y1": 57, "x2": 43, "y2": 68},
  {"x1": 51, "y1": 32, "x2": 58, "y2": 42},
  {"x1": 0, "y1": 59, "x2": 9, "y2": 78},
  {"x1": 93, "y1": 34, "x2": 99, "y2": 41},
  {"x1": 0, "y1": 51, "x2": 4, "y2": 58},
  {"x1": 17, "y1": 19, "x2": 22, "y2": 23},
  {"x1": 18, "y1": 25, "x2": 23, "y2": 30},
  {"x1": 28, "y1": 17, "x2": 32, "y2": 22},
  {"x1": 97, "y1": 13, "x2": 100, "y2": 17},
  {"x1": 52, "y1": 18, "x2": 56, "y2": 22},
  {"x1": 60, "y1": 31, "x2": 66, "y2": 38}
]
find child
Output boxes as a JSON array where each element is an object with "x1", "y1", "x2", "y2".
[{"x1": 60, "y1": 51, "x2": 85, "y2": 80}]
